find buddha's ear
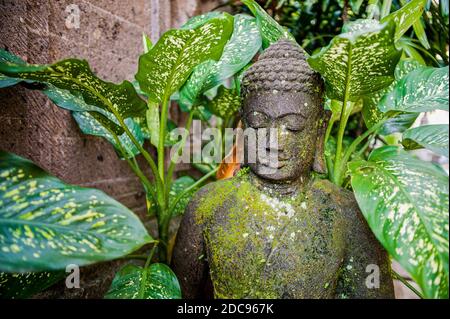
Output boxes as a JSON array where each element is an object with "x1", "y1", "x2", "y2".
[{"x1": 313, "y1": 110, "x2": 331, "y2": 174}]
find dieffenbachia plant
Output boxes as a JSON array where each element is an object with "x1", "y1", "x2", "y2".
[
  {"x1": 0, "y1": 0, "x2": 448, "y2": 299},
  {"x1": 0, "y1": 0, "x2": 295, "y2": 298},
  {"x1": 308, "y1": 0, "x2": 449, "y2": 299}
]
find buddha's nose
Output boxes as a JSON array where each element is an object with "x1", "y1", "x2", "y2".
[{"x1": 261, "y1": 127, "x2": 288, "y2": 157}]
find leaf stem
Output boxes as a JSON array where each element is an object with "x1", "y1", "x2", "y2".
[
  {"x1": 158, "y1": 95, "x2": 170, "y2": 184},
  {"x1": 145, "y1": 241, "x2": 159, "y2": 268},
  {"x1": 333, "y1": 79, "x2": 353, "y2": 185},
  {"x1": 392, "y1": 270, "x2": 424, "y2": 299},
  {"x1": 165, "y1": 109, "x2": 195, "y2": 198},
  {"x1": 137, "y1": 241, "x2": 159, "y2": 299},
  {"x1": 169, "y1": 167, "x2": 218, "y2": 215},
  {"x1": 104, "y1": 125, "x2": 157, "y2": 201}
]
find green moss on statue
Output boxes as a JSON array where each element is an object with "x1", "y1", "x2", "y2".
[{"x1": 172, "y1": 40, "x2": 394, "y2": 299}]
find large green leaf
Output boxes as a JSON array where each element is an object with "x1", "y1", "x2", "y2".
[
  {"x1": 72, "y1": 112, "x2": 144, "y2": 158},
  {"x1": 181, "y1": 12, "x2": 224, "y2": 30},
  {"x1": 363, "y1": 59, "x2": 422, "y2": 135},
  {"x1": 0, "y1": 271, "x2": 65, "y2": 298},
  {"x1": 170, "y1": 176, "x2": 196, "y2": 217},
  {"x1": 378, "y1": 66, "x2": 449, "y2": 113},
  {"x1": 0, "y1": 53, "x2": 146, "y2": 120},
  {"x1": 349, "y1": 146, "x2": 449, "y2": 298},
  {"x1": 242, "y1": 0, "x2": 296, "y2": 49},
  {"x1": 105, "y1": 263, "x2": 181, "y2": 299},
  {"x1": 207, "y1": 86, "x2": 242, "y2": 119},
  {"x1": 178, "y1": 14, "x2": 261, "y2": 110},
  {"x1": 381, "y1": 0, "x2": 427, "y2": 41},
  {"x1": 0, "y1": 50, "x2": 23, "y2": 88},
  {"x1": 402, "y1": 124, "x2": 449, "y2": 157},
  {"x1": 0, "y1": 152, "x2": 153, "y2": 273},
  {"x1": 308, "y1": 19, "x2": 402, "y2": 102},
  {"x1": 135, "y1": 16, "x2": 233, "y2": 104}
]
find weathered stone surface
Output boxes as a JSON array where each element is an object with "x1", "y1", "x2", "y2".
[{"x1": 172, "y1": 40, "x2": 395, "y2": 299}]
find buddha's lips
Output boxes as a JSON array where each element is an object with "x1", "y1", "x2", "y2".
[{"x1": 259, "y1": 159, "x2": 287, "y2": 169}]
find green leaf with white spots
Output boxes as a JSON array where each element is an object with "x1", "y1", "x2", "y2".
[
  {"x1": 0, "y1": 50, "x2": 25, "y2": 88},
  {"x1": 178, "y1": 14, "x2": 261, "y2": 111},
  {"x1": 178, "y1": 60, "x2": 216, "y2": 111},
  {"x1": 308, "y1": 19, "x2": 402, "y2": 102},
  {"x1": 402, "y1": 124, "x2": 449, "y2": 157},
  {"x1": 0, "y1": 53, "x2": 147, "y2": 120},
  {"x1": 0, "y1": 151, "x2": 153, "y2": 273},
  {"x1": 207, "y1": 86, "x2": 242, "y2": 119},
  {"x1": 105, "y1": 263, "x2": 181, "y2": 299},
  {"x1": 135, "y1": 16, "x2": 233, "y2": 104},
  {"x1": 72, "y1": 112, "x2": 144, "y2": 159},
  {"x1": 381, "y1": 0, "x2": 427, "y2": 41},
  {"x1": 363, "y1": 59, "x2": 422, "y2": 135},
  {"x1": 378, "y1": 66, "x2": 449, "y2": 113},
  {"x1": 412, "y1": 18, "x2": 431, "y2": 50},
  {"x1": 242, "y1": 0, "x2": 296, "y2": 49},
  {"x1": 170, "y1": 176, "x2": 196, "y2": 217},
  {"x1": 181, "y1": 12, "x2": 224, "y2": 30},
  {"x1": 0, "y1": 271, "x2": 65, "y2": 298},
  {"x1": 349, "y1": 146, "x2": 449, "y2": 299}
]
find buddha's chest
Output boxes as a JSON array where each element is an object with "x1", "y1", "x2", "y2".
[{"x1": 202, "y1": 197, "x2": 347, "y2": 298}]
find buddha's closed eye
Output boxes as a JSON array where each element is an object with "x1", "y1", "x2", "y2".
[
  {"x1": 246, "y1": 111, "x2": 305, "y2": 132},
  {"x1": 279, "y1": 114, "x2": 305, "y2": 132},
  {"x1": 245, "y1": 111, "x2": 270, "y2": 128}
]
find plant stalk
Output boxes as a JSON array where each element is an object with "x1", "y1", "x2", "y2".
[
  {"x1": 392, "y1": 270, "x2": 424, "y2": 299},
  {"x1": 158, "y1": 96, "x2": 170, "y2": 184}
]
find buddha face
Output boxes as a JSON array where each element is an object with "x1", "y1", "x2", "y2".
[{"x1": 242, "y1": 91, "x2": 321, "y2": 182}]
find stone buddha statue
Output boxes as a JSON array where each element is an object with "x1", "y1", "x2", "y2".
[{"x1": 172, "y1": 40, "x2": 394, "y2": 299}]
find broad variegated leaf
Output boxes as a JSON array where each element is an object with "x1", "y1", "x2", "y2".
[
  {"x1": 0, "y1": 271, "x2": 65, "y2": 298},
  {"x1": 72, "y1": 112, "x2": 144, "y2": 158},
  {"x1": 170, "y1": 176, "x2": 196, "y2": 216},
  {"x1": 0, "y1": 53, "x2": 146, "y2": 120},
  {"x1": 378, "y1": 66, "x2": 449, "y2": 113},
  {"x1": 105, "y1": 263, "x2": 181, "y2": 299},
  {"x1": 402, "y1": 124, "x2": 449, "y2": 157},
  {"x1": 207, "y1": 86, "x2": 242, "y2": 119},
  {"x1": 0, "y1": 50, "x2": 23, "y2": 88},
  {"x1": 381, "y1": 0, "x2": 427, "y2": 41},
  {"x1": 178, "y1": 60, "x2": 216, "y2": 111},
  {"x1": 349, "y1": 146, "x2": 449, "y2": 299},
  {"x1": 363, "y1": 59, "x2": 422, "y2": 134},
  {"x1": 135, "y1": 16, "x2": 233, "y2": 104},
  {"x1": 0, "y1": 51, "x2": 119, "y2": 132},
  {"x1": 308, "y1": 19, "x2": 401, "y2": 102},
  {"x1": 181, "y1": 12, "x2": 224, "y2": 30},
  {"x1": 242, "y1": 0, "x2": 296, "y2": 49},
  {"x1": 178, "y1": 14, "x2": 261, "y2": 110},
  {"x1": 0, "y1": 152, "x2": 153, "y2": 273}
]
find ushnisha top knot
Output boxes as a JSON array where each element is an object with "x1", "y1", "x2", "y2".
[{"x1": 241, "y1": 39, "x2": 323, "y2": 97}]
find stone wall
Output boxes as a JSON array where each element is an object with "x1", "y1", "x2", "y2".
[{"x1": 0, "y1": 0, "x2": 221, "y2": 298}]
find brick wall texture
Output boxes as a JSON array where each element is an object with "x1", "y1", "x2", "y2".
[{"x1": 0, "y1": 0, "x2": 221, "y2": 298}]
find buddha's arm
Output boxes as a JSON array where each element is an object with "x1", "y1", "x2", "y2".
[
  {"x1": 172, "y1": 195, "x2": 211, "y2": 299},
  {"x1": 337, "y1": 198, "x2": 395, "y2": 299}
]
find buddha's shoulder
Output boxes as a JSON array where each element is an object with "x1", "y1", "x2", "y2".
[
  {"x1": 309, "y1": 177, "x2": 361, "y2": 216},
  {"x1": 186, "y1": 174, "x2": 248, "y2": 221},
  {"x1": 192, "y1": 174, "x2": 245, "y2": 201}
]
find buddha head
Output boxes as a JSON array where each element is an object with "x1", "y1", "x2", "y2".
[{"x1": 241, "y1": 39, "x2": 327, "y2": 182}]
